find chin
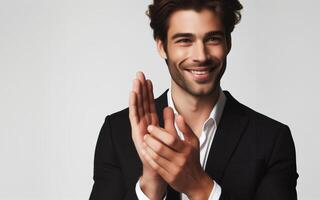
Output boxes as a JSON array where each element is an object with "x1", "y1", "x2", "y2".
[{"x1": 187, "y1": 85, "x2": 217, "y2": 97}]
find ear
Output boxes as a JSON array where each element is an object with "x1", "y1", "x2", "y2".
[
  {"x1": 226, "y1": 34, "x2": 232, "y2": 54},
  {"x1": 156, "y1": 38, "x2": 167, "y2": 59}
]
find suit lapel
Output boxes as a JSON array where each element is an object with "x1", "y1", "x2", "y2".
[
  {"x1": 205, "y1": 91, "x2": 249, "y2": 183},
  {"x1": 155, "y1": 89, "x2": 169, "y2": 128}
]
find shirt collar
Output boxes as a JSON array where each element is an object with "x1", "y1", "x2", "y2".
[{"x1": 167, "y1": 86, "x2": 227, "y2": 128}]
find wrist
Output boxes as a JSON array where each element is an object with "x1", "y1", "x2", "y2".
[
  {"x1": 187, "y1": 173, "x2": 214, "y2": 200},
  {"x1": 140, "y1": 175, "x2": 166, "y2": 200}
]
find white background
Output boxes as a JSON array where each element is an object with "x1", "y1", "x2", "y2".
[{"x1": 1, "y1": 0, "x2": 319, "y2": 199}]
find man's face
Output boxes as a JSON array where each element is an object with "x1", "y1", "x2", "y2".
[{"x1": 157, "y1": 8, "x2": 230, "y2": 97}]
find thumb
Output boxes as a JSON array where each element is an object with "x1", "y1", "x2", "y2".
[
  {"x1": 176, "y1": 115, "x2": 197, "y2": 143},
  {"x1": 163, "y1": 107, "x2": 178, "y2": 136}
]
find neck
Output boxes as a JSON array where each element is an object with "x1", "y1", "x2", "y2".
[{"x1": 170, "y1": 80, "x2": 221, "y2": 136}]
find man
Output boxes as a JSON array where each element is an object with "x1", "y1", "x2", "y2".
[{"x1": 90, "y1": 0, "x2": 298, "y2": 199}]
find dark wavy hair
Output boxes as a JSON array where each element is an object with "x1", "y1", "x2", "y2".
[{"x1": 146, "y1": 0, "x2": 243, "y2": 45}]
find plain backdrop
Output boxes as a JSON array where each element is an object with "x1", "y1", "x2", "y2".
[{"x1": 1, "y1": 0, "x2": 319, "y2": 199}]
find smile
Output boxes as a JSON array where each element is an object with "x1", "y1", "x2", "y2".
[
  {"x1": 185, "y1": 67, "x2": 214, "y2": 81},
  {"x1": 190, "y1": 70, "x2": 211, "y2": 75}
]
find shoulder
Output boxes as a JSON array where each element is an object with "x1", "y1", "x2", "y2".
[
  {"x1": 223, "y1": 91, "x2": 293, "y2": 153},
  {"x1": 224, "y1": 91, "x2": 295, "y2": 162},
  {"x1": 242, "y1": 102, "x2": 288, "y2": 131},
  {"x1": 224, "y1": 90, "x2": 289, "y2": 131},
  {"x1": 241, "y1": 99, "x2": 292, "y2": 141},
  {"x1": 103, "y1": 107, "x2": 130, "y2": 133},
  {"x1": 108, "y1": 107, "x2": 129, "y2": 121}
]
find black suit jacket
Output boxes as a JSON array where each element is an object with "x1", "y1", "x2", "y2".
[{"x1": 89, "y1": 90, "x2": 298, "y2": 200}]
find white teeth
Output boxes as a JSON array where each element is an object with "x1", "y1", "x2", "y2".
[{"x1": 190, "y1": 70, "x2": 209, "y2": 75}]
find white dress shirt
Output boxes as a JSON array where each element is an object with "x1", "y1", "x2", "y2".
[{"x1": 135, "y1": 87, "x2": 227, "y2": 200}]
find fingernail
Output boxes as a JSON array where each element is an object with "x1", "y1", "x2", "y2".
[
  {"x1": 147, "y1": 125, "x2": 153, "y2": 132},
  {"x1": 144, "y1": 134, "x2": 148, "y2": 140}
]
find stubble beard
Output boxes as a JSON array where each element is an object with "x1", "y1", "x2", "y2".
[{"x1": 166, "y1": 58, "x2": 226, "y2": 98}]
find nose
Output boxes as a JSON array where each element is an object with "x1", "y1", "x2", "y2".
[{"x1": 192, "y1": 41, "x2": 208, "y2": 63}]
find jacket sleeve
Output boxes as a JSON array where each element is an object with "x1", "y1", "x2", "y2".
[
  {"x1": 220, "y1": 125, "x2": 299, "y2": 200},
  {"x1": 89, "y1": 116, "x2": 139, "y2": 200}
]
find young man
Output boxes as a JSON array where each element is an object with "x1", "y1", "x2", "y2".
[{"x1": 90, "y1": 0, "x2": 298, "y2": 199}]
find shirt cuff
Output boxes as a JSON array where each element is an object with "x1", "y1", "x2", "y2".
[
  {"x1": 208, "y1": 180, "x2": 222, "y2": 200},
  {"x1": 135, "y1": 178, "x2": 151, "y2": 200},
  {"x1": 135, "y1": 178, "x2": 167, "y2": 200}
]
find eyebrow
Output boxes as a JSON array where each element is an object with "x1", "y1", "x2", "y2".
[
  {"x1": 171, "y1": 33, "x2": 193, "y2": 40},
  {"x1": 205, "y1": 31, "x2": 225, "y2": 38},
  {"x1": 171, "y1": 31, "x2": 225, "y2": 40}
]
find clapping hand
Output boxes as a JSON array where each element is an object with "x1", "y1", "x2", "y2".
[{"x1": 129, "y1": 71, "x2": 166, "y2": 199}]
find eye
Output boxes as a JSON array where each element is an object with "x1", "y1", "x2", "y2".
[
  {"x1": 176, "y1": 38, "x2": 192, "y2": 44},
  {"x1": 206, "y1": 37, "x2": 222, "y2": 44}
]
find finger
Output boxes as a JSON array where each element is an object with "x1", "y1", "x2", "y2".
[
  {"x1": 146, "y1": 79, "x2": 159, "y2": 125},
  {"x1": 143, "y1": 143, "x2": 182, "y2": 185},
  {"x1": 163, "y1": 107, "x2": 178, "y2": 136},
  {"x1": 143, "y1": 133, "x2": 179, "y2": 161},
  {"x1": 129, "y1": 91, "x2": 139, "y2": 125},
  {"x1": 144, "y1": 142, "x2": 177, "y2": 171},
  {"x1": 137, "y1": 71, "x2": 151, "y2": 125},
  {"x1": 147, "y1": 125, "x2": 183, "y2": 152},
  {"x1": 133, "y1": 78, "x2": 144, "y2": 119},
  {"x1": 141, "y1": 148, "x2": 171, "y2": 181},
  {"x1": 176, "y1": 115, "x2": 197, "y2": 144}
]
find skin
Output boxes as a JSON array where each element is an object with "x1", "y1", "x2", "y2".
[
  {"x1": 129, "y1": 72, "x2": 167, "y2": 199},
  {"x1": 129, "y1": 8, "x2": 231, "y2": 200}
]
